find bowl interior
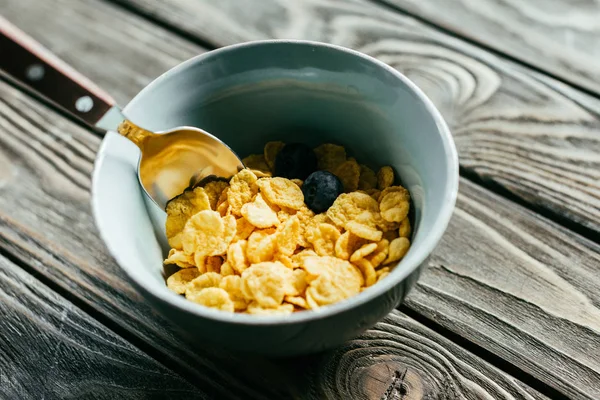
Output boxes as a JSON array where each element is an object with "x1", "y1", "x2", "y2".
[{"x1": 93, "y1": 41, "x2": 457, "y2": 322}]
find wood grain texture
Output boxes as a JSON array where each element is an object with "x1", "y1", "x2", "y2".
[
  {"x1": 378, "y1": 0, "x2": 600, "y2": 95},
  {"x1": 305, "y1": 310, "x2": 549, "y2": 399},
  {"x1": 0, "y1": 254, "x2": 204, "y2": 399},
  {"x1": 0, "y1": 0, "x2": 598, "y2": 397},
  {"x1": 0, "y1": 74, "x2": 550, "y2": 400},
  {"x1": 110, "y1": 0, "x2": 600, "y2": 242}
]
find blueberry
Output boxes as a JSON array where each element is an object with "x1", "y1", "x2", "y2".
[
  {"x1": 302, "y1": 171, "x2": 344, "y2": 213},
  {"x1": 274, "y1": 143, "x2": 317, "y2": 179}
]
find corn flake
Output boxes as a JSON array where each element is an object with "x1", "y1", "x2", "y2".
[
  {"x1": 186, "y1": 272, "x2": 223, "y2": 294},
  {"x1": 385, "y1": 237, "x2": 410, "y2": 265},
  {"x1": 377, "y1": 166, "x2": 395, "y2": 190},
  {"x1": 242, "y1": 154, "x2": 270, "y2": 173},
  {"x1": 201, "y1": 256, "x2": 223, "y2": 273},
  {"x1": 241, "y1": 192, "x2": 280, "y2": 228},
  {"x1": 219, "y1": 275, "x2": 249, "y2": 311},
  {"x1": 334, "y1": 231, "x2": 366, "y2": 260},
  {"x1": 234, "y1": 217, "x2": 255, "y2": 241},
  {"x1": 258, "y1": 177, "x2": 305, "y2": 210},
  {"x1": 345, "y1": 211, "x2": 383, "y2": 241},
  {"x1": 358, "y1": 164, "x2": 377, "y2": 190},
  {"x1": 353, "y1": 258, "x2": 377, "y2": 287},
  {"x1": 334, "y1": 159, "x2": 360, "y2": 192},
  {"x1": 165, "y1": 249, "x2": 195, "y2": 268},
  {"x1": 246, "y1": 230, "x2": 277, "y2": 264},
  {"x1": 241, "y1": 261, "x2": 293, "y2": 308},
  {"x1": 367, "y1": 239, "x2": 389, "y2": 268},
  {"x1": 276, "y1": 215, "x2": 301, "y2": 256},
  {"x1": 187, "y1": 287, "x2": 234, "y2": 312},
  {"x1": 309, "y1": 223, "x2": 341, "y2": 257},
  {"x1": 314, "y1": 143, "x2": 346, "y2": 172},
  {"x1": 181, "y1": 211, "x2": 237, "y2": 256},
  {"x1": 285, "y1": 296, "x2": 308, "y2": 309},
  {"x1": 227, "y1": 169, "x2": 259, "y2": 215},
  {"x1": 203, "y1": 180, "x2": 229, "y2": 210},
  {"x1": 302, "y1": 256, "x2": 363, "y2": 306},
  {"x1": 399, "y1": 218, "x2": 411, "y2": 238},
  {"x1": 350, "y1": 242, "x2": 378, "y2": 262},
  {"x1": 246, "y1": 302, "x2": 294, "y2": 315},
  {"x1": 327, "y1": 192, "x2": 379, "y2": 229},
  {"x1": 227, "y1": 239, "x2": 249, "y2": 274},
  {"x1": 165, "y1": 186, "x2": 211, "y2": 248},
  {"x1": 380, "y1": 189, "x2": 410, "y2": 223},
  {"x1": 264, "y1": 141, "x2": 285, "y2": 171},
  {"x1": 166, "y1": 268, "x2": 200, "y2": 294},
  {"x1": 220, "y1": 261, "x2": 235, "y2": 276}
]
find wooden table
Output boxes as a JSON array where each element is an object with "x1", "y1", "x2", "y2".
[{"x1": 1, "y1": 0, "x2": 599, "y2": 398}]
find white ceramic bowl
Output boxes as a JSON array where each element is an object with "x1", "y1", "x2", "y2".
[{"x1": 92, "y1": 40, "x2": 458, "y2": 356}]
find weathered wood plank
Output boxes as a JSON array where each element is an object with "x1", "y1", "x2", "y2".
[
  {"x1": 307, "y1": 310, "x2": 550, "y2": 399},
  {"x1": 0, "y1": 254, "x2": 204, "y2": 399},
  {"x1": 1, "y1": 0, "x2": 598, "y2": 397},
  {"x1": 104, "y1": 0, "x2": 600, "y2": 241},
  {"x1": 0, "y1": 73, "x2": 549, "y2": 400},
  {"x1": 378, "y1": 0, "x2": 600, "y2": 96}
]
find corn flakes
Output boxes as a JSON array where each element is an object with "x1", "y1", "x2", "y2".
[
  {"x1": 234, "y1": 217, "x2": 255, "y2": 241},
  {"x1": 246, "y1": 302, "x2": 294, "y2": 315},
  {"x1": 385, "y1": 237, "x2": 410, "y2": 265},
  {"x1": 358, "y1": 164, "x2": 377, "y2": 190},
  {"x1": 285, "y1": 296, "x2": 308, "y2": 309},
  {"x1": 264, "y1": 141, "x2": 285, "y2": 171},
  {"x1": 241, "y1": 192, "x2": 280, "y2": 228},
  {"x1": 203, "y1": 180, "x2": 229, "y2": 210},
  {"x1": 242, "y1": 154, "x2": 270, "y2": 173},
  {"x1": 334, "y1": 231, "x2": 366, "y2": 260},
  {"x1": 367, "y1": 239, "x2": 389, "y2": 268},
  {"x1": 241, "y1": 261, "x2": 294, "y2": 308},
  {"x1": 166, "y1": 268, "x2": 200, "y2": 294},
  {"x1": 258, "y1": 177, "x2": 305, "y2": 210},
  {"x1": 326, "y1": 192, "x2": 378, "y2": 229},
  {"x1": 181, "y1": 211, "x2": 237, "y2": 257},
  {"x1": 163, "y1": 139, "x2": 414, "y2": 315},
  {"x1": 314, "y1": 143, "x2": 346, "y2": 172},
  {"x1": 220, "y1": 261, "x2": 234, "y2": 276},
  {"x1": 380, "y1": 189, "x2": 410, "y2": 223},
  {"x1": 187, "y1": 287, "x2": 234, "y2": 313},
  {"x1": 350, "y1": 242, "x2": 378, "y2": 262},
  {"x1": 165, "y1": 187, "x2": 211, "y2": 249},
  {"x1": 309, "y1": 223, "x2": 341, "y2": 257},
  {"x1": 219, "y1": 275, "x2": 249, "y2": 311},
  {"x1": 165, "y1": 249, "x2": 195, "y2": 268},
  {"x1": 228, "y1": 169, "x2": 258, "y2": 215},
  {"x1": 227, "y1": 239, "x2": 249, "y2": 274},
  {"x1": 334, "y1": 159, "x2": 360, "y2": 192},
  {"x1": 377, "y1": 166, "x2": 395, "y2": 190},
  {"x1": 353, "y1": 258, "x2": 377, "y2": 287},
  {"x1": 302, "y1": 256, "x2": 363, "y2": 307},
  {"x1": 276, "y1": 215, "x2": 301, "y2": 256},
  {"x1": 186, "y1": 272, "x2": 222, "y2": 294},
  {"x1": 399, "y1": 218, "x2": 411, "y2": 238},
  {"x1": 246, "y1": 230, "x2": 277, "y2": 264}
]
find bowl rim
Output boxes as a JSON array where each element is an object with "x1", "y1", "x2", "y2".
[{"x1": 92, "y1": 39, "x2": 459, "y2": 326}]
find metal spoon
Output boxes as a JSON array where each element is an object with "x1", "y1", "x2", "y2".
[{"x1": 0, "y1": 16, "x2": 243, "y2": 209}]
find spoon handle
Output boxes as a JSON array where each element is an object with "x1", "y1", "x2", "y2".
[{"x1": 0, "y1": 16, "x2": 118, "y2": 131}]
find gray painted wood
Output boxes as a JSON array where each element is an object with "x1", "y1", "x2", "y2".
[
  {"x1": 1, "y1": 0, "x2": 598, "y2": 397},
  {"x1": 0, "y1": 254, "x2": 204, "y2": 399},
  {"x1": 0, "y1": 75, "x2": 549, "y2": 400},
  {"x1": 378, "y1": 0, "x2": 600, "y2": 95},
  {"x1": 5, "y1": 0, "x2": 600, "y2": 238}
]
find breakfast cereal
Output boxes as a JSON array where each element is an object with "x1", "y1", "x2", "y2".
[{"x1": 163, "y1": 140, "x2": 412, "y2": 314}]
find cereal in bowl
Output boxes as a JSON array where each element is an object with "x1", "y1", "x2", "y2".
[{"x1": 163, "y1": 141, "x2": 412, "y2": 314}]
